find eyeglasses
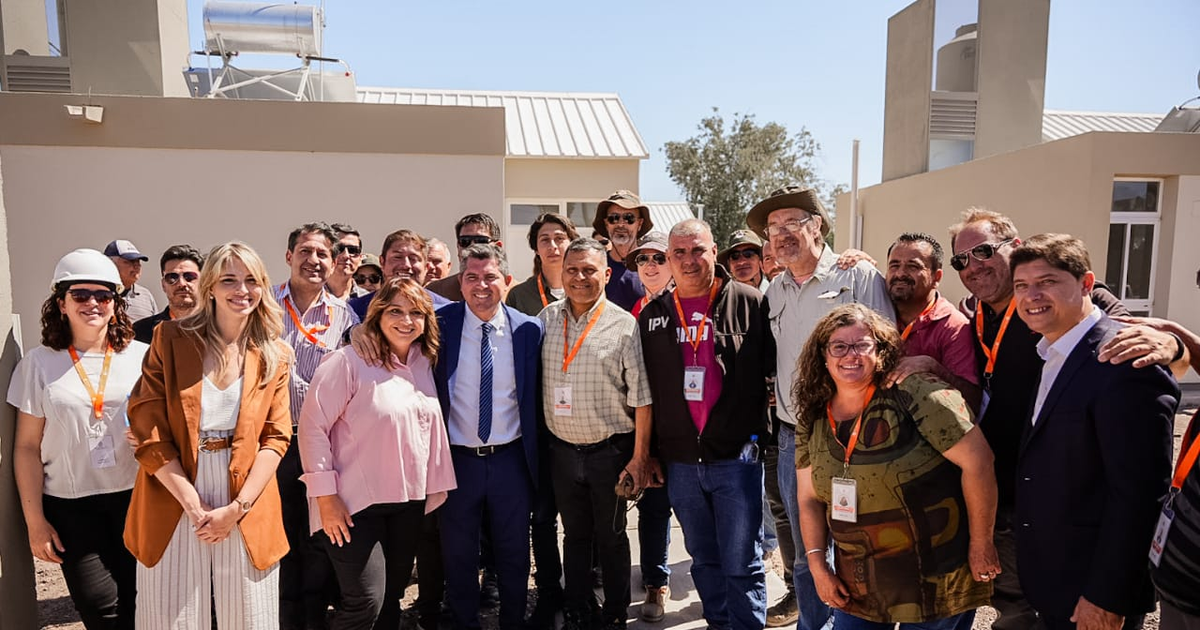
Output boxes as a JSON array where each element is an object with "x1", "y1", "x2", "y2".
[
  {"x1": 333, "y1": 244, "x2": 362, "y2": 258},
  {"x1": 457, "y1": 235, "x2": 496, "y2": 248},
  {"x1": 605, "y1": 212, "x2": 638, "y2": 225},
  {"x1": 635, "y1": 253, "x2": 667, "y2": 267},
  {"x1": 354, "y1": 273, "x2": 382, "y2": 284},
  {"x1": 826, "y1": 340, "x2": 876, "y2": 358},
  {"x1": 764, "y1": 216, "x2": 813, "y2": 238},
  {"x1": 950, "y1": 239, "x2": 1014, "y2": 271},
  {"x1": 67, "y1": 288, "x2": 116, "y2": 304},
  {"x1": 163, "y1": 271, "x2": 199, "y2": 285},
  {"x1": 727, "y1": 249, "x2": 760, "y2": 261}
]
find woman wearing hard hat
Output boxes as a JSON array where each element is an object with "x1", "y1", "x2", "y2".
[{"x1": 7, "y1": 248, "x2": 148, "y2": 629}]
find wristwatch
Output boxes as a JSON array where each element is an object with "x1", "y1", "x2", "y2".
[{"x1": 236, "y1": 498, "x2": 253, "y2": 516}]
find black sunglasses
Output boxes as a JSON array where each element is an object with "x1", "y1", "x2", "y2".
[
  {"x1": 950, "y1": 239, "x2": 1014, "y2": 272},
  {"x1": 635, "y1": 253, "x2": 667, "y2": 267},
  {"x1": 457, "y1": 235, "x2": 496, "y2": 248},
  {"x1": 163, "y1": 271, "x2": 199, "y2": 285},
  {"x1": 333, "y1": 244, "x2": 362, "y2": 257},
  {"x1": 727, "y1": 249, "x2": 760, "y2": 261},
  {"x1": 354, "y1": 273, "x2": 382, "y2": 284},
  {"x1": 605, "y1": 212, "x2": 638, "y2": 225},
  {"x1": 67, "y1": 288, "x2": 115, "y2": 304}
]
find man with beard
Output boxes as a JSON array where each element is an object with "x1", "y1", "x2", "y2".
[
  {"x1": 747, "y1": 185, "x2": 892, "y2": 630},
  {"x1": 133, "y1": 244, "x2": 204, "y2": 344},
  {"x1": 591, "y1": 190, "x2": 652, "y2": 311},
  {"x1": 718, "y1": 230, "x2": 769, "y2": 292},
  {"x1": 883, "y1": 232, "x2": 980, "y2": 408}
]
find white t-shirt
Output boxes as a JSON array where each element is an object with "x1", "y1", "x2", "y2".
[{"x1": 7, "y1": 342, "x2": 149, "y2": 499}]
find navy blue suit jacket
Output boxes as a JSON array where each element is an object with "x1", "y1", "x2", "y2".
[
  {"x1": 1015, "y1": 314, "x2": 1178, "y2": 619},
  {"x1": 433, "y1": 302, "x2": 544, "y2": 486},
  {"x1": 349, "y1": 287, "x2": 449, "y2": 322}
]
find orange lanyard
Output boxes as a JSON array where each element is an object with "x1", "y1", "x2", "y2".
[
  {"x1": 975, "y1": 300, "x2": 1016, "y2": 380},
  {"x1": 283, "y1": 293, "x2": 331, "y2": 348},
  {"x1": 1173, "y1": 425, "x2": 1200, "y2": 491},
  {"x1": 537, "y1": 275, "x2": 551, "y2": 308},
  {"x1": 900, "y1": 298, "x2": 938, "y2": 341},
  {"x1": 68, "y1": 345, "x2": 114, "y2": 419},
  {"x1": 826, "y1": 384, "x2": 877, "y2": 471},
  {"x1": 672, "y1": 281, "x2": 721, "y2": 360},
  {"x1": 562, "y1": 301, "x2": 606, "y2": 373}
]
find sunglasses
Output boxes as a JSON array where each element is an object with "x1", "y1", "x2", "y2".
[
  {"x1": 163, "y1": 271, "x2": 199, "y2": 285},
  {"x1": 727, "y1": 249, "x2": 760, "y2": 261},
  {"x1": 605, "y1": 212, "x2": 638, "y2": 225},
  {"x1": 333, "y1": 244, "x2": 362, "y2": 257},
  {"x1": 457, "y1": 235, "x2": 496, "y2": 248},
  {"x1": 950, "y1": 239, "x2": 1014, "y2": 272},
  {"x1": 67, "y1": 288, "x2": 116, "y2": 304},
  {"x1": 354, "y1": 273, "x2": 382, "y2": 284},
  {"x1": 635, "y1": 253, "x2": 667, "y2": 267}
]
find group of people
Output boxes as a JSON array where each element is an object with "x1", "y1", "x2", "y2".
[{"x1": 6, "y1": 187, "x2": 1200, "y2": 630}]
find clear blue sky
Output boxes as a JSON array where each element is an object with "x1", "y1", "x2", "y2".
[{"x1": 173, "y1": 0, "x2": 1198, "y2": 201}]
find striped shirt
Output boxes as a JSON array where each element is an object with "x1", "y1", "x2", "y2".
[
  {"x1": 538, "y1": 297, "x2": 652, "y2": 445},
  {"x1": 275, "y1": 282, "x2": 359, "y2": 425}
]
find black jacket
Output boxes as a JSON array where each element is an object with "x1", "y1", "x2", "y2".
[{"x1": 638, "y1": 266, "x2": 774, "y2": 463}]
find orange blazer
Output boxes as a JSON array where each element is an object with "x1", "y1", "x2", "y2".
[{"x1": 123, "y1": 322, "x2": 292, "y2": 571}]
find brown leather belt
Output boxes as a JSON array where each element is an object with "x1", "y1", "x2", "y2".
[{"x1": 199, "y1": 436, "x2": 232, "y2": 453}]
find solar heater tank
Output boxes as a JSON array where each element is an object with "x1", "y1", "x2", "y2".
[{"x1": 203, "y1": 1, "x2": 322, "y2": 56}]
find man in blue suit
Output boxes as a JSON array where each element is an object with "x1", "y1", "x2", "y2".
[
  {"x1": 1009, "y1": 234, "x2": 1177, "y2": 630},
  {"x1": 434, "y1": 243, "x2": 544, "y2": 630}
]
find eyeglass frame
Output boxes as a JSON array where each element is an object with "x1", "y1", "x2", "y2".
[
  {"x1": 605, "y1": 212, "x2": 639, "y2": 225},
  {"x1": 764, "y1": 214, "x2": 814, "y2": 238},
  {"x1": 634, "y1": 253, "x2": 667, "y2": 267},
  {"x1": 457, "y1": 235, "x2": 496, "y2": 249},
  {"x1": 354, "y1": 272, "x2": 382, "y2": 284},
  {"x1": 66, "y1": 288, "x2": 116, "y2": 304},
  {"x1": 332, "y1": 243, "x2": 363, "y2": 258},
  {"x1": 727, "y1": 248, "x2": 761, "y2": 261},
  {"x1": 825, "y1": 339, "x2": 877, "y2": 358},
  {"x1": 949, "y1": 238, "x2": 1014, "y2": 272},
  {"x1": 163, "y1": 271, "x2": 200, "y2": 285}
]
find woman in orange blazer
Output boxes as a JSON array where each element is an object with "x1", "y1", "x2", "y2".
[{"x1": 125, "y1": 242, "x2": 293, "y2": 630}]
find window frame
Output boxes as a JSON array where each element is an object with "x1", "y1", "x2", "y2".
[{"x1": 1106, "y1": 177, "x2": 1164, "y2": 314}]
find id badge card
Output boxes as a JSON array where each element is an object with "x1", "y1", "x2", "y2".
[
  {"x1": 831, "y1": 477, "x2": 858, "y2": 523},
  {"x1": 1149, "y1": 499, "x2": 1175, "y2": 567},
  {"x1": 90, "y1": 434, "x2": 116, "y2": 469},
  {"x1": 554, "y1": 386, "x2": 573, "y2": 417},
  {"x1": 684, "y1": 366, "x2": 705, "y2": 402}
]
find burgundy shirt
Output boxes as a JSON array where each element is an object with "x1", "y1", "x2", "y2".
[{"x1": 901, "y1": 293, "x2": 979, "y2": 386}]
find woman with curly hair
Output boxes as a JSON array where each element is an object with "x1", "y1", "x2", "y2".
[
  {"x1": 791, "y1": 303, "x2": 999, "y2": 630},
  {"x1": 299, "y1": 277, "x2": 456, "y2": 629},
  {"x1": 125, "y1": 242, "x2": 293, "y2": 629},
  {"x1": 8, "y1": 248, "x2": 147, "y2": 629}
]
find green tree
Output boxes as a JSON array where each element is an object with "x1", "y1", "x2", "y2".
[{"x1": 664, "y1": 108, "x2": 844, "y2": 247}]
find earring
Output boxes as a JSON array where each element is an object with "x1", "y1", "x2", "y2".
[{"x1": 110, "y1": 316, "x2": 117, "y2": 325}]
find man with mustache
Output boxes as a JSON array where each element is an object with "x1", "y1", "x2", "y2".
[
  {"x1": 591, "y1": 190, "x2": 652, "y2": 311},
  {"x1": 133, "y1": 244, "x2": 204, "y2": 344},
  {"x1": 104, "y1": 238, "x2": 159, "y2": 322}
]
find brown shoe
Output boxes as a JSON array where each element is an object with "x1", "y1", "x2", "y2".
[
  {"x1": 765, "y1": 590, "x2": 799, "y2": 627},
  {"x1": 640, "y1": 585, "x2": 669, "y2": 623}
]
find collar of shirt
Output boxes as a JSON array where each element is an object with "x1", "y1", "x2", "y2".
[
  {"x1": 779, "y1": 245, "x2": 836, "y2": 290},
  {"x1": 463, "y1": 304, "x2": 509, "y2": 336},
  {"x1": 909, "y1": 292, "x2": 957, "y2": 328},
  {"x1": 560, "y1": 296, "x2": 606, "y2": 324},
  {"x1": 1036, "y1": 306, "x2": 1102, "y2": 361},
  {"x1": 277, "y1": 280, "x2": 335, "y2": 310}
]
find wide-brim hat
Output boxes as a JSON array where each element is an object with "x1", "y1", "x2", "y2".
[
  {"x1": 593, "y1": 190, "x2": 653, "y2": 239},
  {"x1": 359, "y1": 253, "x2": 382, "y2": 272},
  {"x1": 746, "y1": 185, "x2": 831, "y2": 238},
  {"x1": 624, "y1": 231, "x2": 669, "y2": 268},
  {"x1": 717, "y1": 229, "x2": 765, "y2": 265}
]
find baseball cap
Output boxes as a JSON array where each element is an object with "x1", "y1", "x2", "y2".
[{"x1": 103, "y1": 239, "x2": 149, "y2": 261}]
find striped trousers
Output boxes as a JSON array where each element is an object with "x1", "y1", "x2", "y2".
[{"x1": 135, "y1": 431, "x2": 279, "y2": 629}]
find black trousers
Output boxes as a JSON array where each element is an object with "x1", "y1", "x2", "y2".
[
  {"x1": 549, "y1": 433, "x2": 633, "y2": 619},
  {"x1": 323, "y1": 501, "x2": 425, "y2": 630},
  {"x1": 42, "y1": 490, "x2": 136, "y2": 630},
  {"x1": 277, "y1": 439, "x2": 338, "y2": 628}
]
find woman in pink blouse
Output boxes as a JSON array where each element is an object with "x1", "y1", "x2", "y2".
[{"x1": 298, "y1": 277, "x2": 456, "y2": 629}]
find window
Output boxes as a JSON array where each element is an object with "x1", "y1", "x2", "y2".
[
  {"x1": 509, "y1": 201, "x2": 600, "y2": 229},
  {"x1": 1105, "y1": 179, "x2": 1161, "y2": 315},
  {"x1": 510, "y1": 204, "x2": 559, "y2": 225}
]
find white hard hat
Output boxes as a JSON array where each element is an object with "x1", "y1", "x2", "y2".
[{"x1": 52, "y1": 249, "x2": 124, "y2": 293}]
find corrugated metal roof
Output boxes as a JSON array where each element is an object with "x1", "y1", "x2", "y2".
[
  {"x1": 357, "y1": 87, "x2": 649, "y2": 159},
  {"x1": 646, "y1": 202, "x2": 695, "y2": 230},
  {"x1": 1042, "y1": 109, "x2": 1163, "y2": 142}
]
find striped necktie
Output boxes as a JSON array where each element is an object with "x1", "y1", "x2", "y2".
[{"x1": 478, "y1": 321, "x2": 493, "y2": 443}]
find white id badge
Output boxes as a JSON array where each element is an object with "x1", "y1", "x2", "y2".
[
  {"x1": 684, "y1": 366, "x2": 705, "y2": 402},
  {"x1": 1149, "y1": 501, "x2": 1175, "y2": 567},
  {"x1": 554, "y1": 386, "x2": 573, "y2": 417},
  {"x1": 90, "y1": 434, "x2": 116, "y2": 469},
  {"x1": 831, "y1": 477, "x2": 858, "y2": 523}
]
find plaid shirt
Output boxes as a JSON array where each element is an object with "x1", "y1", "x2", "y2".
[
  {"x1": 275, "y1": 282, "x2": 360, "y2": 426},
  {"x1": 539, "y1": 297, "x2": 652, "y2": 445}
]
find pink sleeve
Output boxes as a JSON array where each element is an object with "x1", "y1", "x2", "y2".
[{"x1": 298, "y1": 349, "x2": 354, "y2": 497}]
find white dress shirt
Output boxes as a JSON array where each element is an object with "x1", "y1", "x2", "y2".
[
  {"x1": 1031, "y1": 306, "x2": 1103, "y2": 425},
  {"x1": 448, "y1": 307, "x2": 521, "y2": 447}
]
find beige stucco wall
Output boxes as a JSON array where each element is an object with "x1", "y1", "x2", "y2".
[
  {"x1": 881, "y1": 0, "x2": 933, "y2": 182},
  {"x1": 974, "y1": 0, "x2": 1049, "y2": 159},
  {"x1": 835, "y1": 131, "x2": 1200, "y2": 310},
  {"x1": 1164, "y1": 175, "x2": 1200, "y2": 363},
  {"x1": 60, "y1": 0, "x2": 189, "y2": 96},
  {"x1": 0, "y1": 0, "x2": 50, "y2": 55}
]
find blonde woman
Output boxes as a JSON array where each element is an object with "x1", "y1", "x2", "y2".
[{"x1": 125, "y1": 242, "x2": 293, "y2": 629}]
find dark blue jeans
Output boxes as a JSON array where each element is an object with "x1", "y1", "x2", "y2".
[
  {"x1": 778, "y1": 424, "x2": 832, "y2": 630},
  {"x1": 637, "y1": 483, "x2": 672, "y2": 589},
  {"x1": 667, "y1": 459, "x2": 766, "y2": 630},
  {"x1": 832, "y1": 610, "x2": 976, "y2": 630}
]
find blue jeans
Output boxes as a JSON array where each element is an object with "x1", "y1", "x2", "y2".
[
  {"x1": 777, "y1": 424, "x2": 832, "y2": 630},
  {"x1": 667, "y1": 459, "x2": 766, "y2": 630},
  {"x1": 832, "y1": 610, "x2": 976, "y2": 630},
  {"x1": 638, "y1": 484, "x2": 672, "y2": 588}
]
